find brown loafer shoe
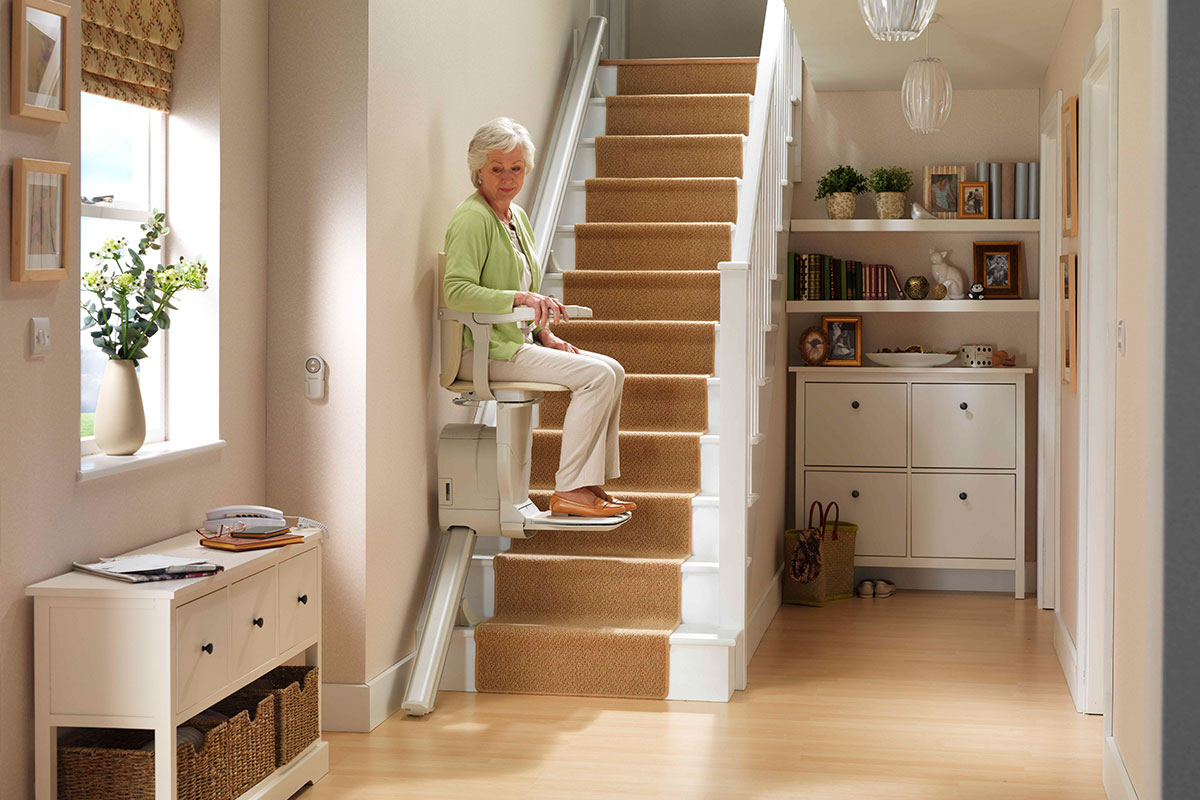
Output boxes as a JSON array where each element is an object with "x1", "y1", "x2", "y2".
[
  {"x1": 549, "y1": 494, "x2": 628, "y2": 518},
  {"x1": 604, "y1": 497, "x2": 637, "y2": 511}
]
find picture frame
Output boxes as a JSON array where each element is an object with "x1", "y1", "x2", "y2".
[
  {"x1": 12, "y1": 158, "x2": 70, "y2": 282},
  {"x1": 972, "y1": 241, "x2": 1022, "y2": 299},
  {"x1": 1062, "y1": 96, "x2": 1079, "y2": 238},
  {"x1": 959, "y1": 181, "x2": 989, "y2": 219},
  {"x1": 11, "y1": 0, "x2": 70, "y2": 123},
  {"x1": 821, "y1": 315, "x2": 862, "y2": 367},
  {"x1": 1060, "y1": 253, "x2": 1077, "y2": 392},
  {"x1": 923, "y1": 165, "x2": 967, "y2": 219}
]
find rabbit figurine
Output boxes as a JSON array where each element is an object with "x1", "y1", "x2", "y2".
[{"x1": 929, "y1": 249, "x2": 967, "y2": 299}]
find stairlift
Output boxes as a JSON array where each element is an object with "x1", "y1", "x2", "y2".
[{"x1": 401, "y1": 257, "x2": 631, "y2": 716}]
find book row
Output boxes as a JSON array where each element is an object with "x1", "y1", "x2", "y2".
[{"x1": 787, "y1": 253, "x2": 904, "y2": 301}]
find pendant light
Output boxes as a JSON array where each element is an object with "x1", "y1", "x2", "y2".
[
  {"x1": 901, "y1": 21, "x2": 952, "y2": 134},
  {"x1": 858, "y1": 0, "x2": 938, "y2": 43}
]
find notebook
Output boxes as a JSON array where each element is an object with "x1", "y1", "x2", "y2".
[{"x1": 200, "y1": 532, "x2": 304, "y2": 551}]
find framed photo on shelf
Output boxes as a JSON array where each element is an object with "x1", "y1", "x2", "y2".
[
  {"x1": 1061, "y1": 253, "x2": 1077, "y2": 392},
  {"x1": 1062, "y1": 96, "x2": 1079, "y2": 238},
  {"x1": 972, "y1": 241, "x2": 1022, "y2": 299},
  {"x1": 11, "y1": 0, "x2": 70, "y2": 122},
  {"x1": 959, "y1": 181, "x2": 989, "y2": 219},
  {"x1": 12, "y1": 158, "x2": 70, "y2": 282},
  {"x1": 821, "y1": 315, "x2": 862, "y2": 367},
  {"x1": 923, "y1": 165, "x2": 966, "y2": 219}
]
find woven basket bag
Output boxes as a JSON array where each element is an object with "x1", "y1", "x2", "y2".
[{"x1": 783, "y1": 501, "x2": 858, "y2": 607}]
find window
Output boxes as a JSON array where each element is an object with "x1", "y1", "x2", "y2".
[{"x1": 79, "y1": 92, "x2": 166, "y2": 453}]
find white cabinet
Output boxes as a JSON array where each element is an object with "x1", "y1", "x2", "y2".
[
  {"x1": 792, "y1": 367, "x2": 1028, "y2": 597},
  {"x1": 28, "y1": 529, "x2": 328, "y2": 800}
]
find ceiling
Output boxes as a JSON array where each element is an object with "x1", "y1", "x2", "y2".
[{"x1": 784, "y1": 0, "x2": 1073, "y2": 91}]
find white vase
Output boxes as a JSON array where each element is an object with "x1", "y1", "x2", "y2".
[{"x1": 94, "y1": 359, "x2": 146, "y2": 455}]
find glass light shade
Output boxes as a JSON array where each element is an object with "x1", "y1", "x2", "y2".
[
  {"x1": 901, "y1": 57, "x2": 953, "y2": 134},
  {"x1": 858, "y1": 0, "x2": 938, "y2": 42}
]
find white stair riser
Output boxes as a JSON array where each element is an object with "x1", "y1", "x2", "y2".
[
  {"x1": 596, "y1": 65, "x2": 617, "y2": 96},
  {"x1": 682, "y1": 570, "x2": 720, "y2": 626},
  {"x1": 582, "y1": 101, "x2": 606, "y2": 139},
  {"x1": 701, "y1": 435, "x2": 719, "y2": 494},
  {"x1": 708, "y1": 378, "x2": 720, "y2": 434},
  {"x1": 691, "y1": 500, "x2": 719, "y2": 561}
]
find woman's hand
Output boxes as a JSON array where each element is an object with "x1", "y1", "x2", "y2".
[
  {"x1": 537, "y1": 328, "x2": 579, "y2": 354},
  {"x1": 514, "y1": 291, "x2": 568, "y2": 328}
]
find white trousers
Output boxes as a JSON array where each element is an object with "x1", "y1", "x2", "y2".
[{"x1": 458, "y1": 344, "x2": 624, "y2": 492}]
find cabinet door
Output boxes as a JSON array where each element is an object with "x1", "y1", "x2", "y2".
[
  {"x1": 911, "y1": 473, "x2": 1015, "y2": 559},
  {"x1": 804, "y1": 470, "x2": 907, "y2": 557},
  {"x1": 176, "y1": 589, "x2": 230, "y2": 713},
  {"x1": 911, "y1": 383, "x2": 1016, "y2": 469},
  {"x1": 804, "y1": 382, "x2": 907, "y2": 467},
  {"x1": 230, "y1": 567, "x2": 278, "y2": 681},
  {"x1": 278, "y1": 548, "x2": 320, "y2": 654}
]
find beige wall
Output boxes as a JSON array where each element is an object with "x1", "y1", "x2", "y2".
[
  {"x1": 628, "y1": 0, "x2": 766, "y2": 58},
  {"x1": 0, "y1": 0, "x2": 270, "y2": 791}
]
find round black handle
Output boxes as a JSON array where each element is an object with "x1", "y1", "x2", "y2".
[
  {"x1": 298, "y1": 594, "x2": 308, "y2": 605},
  {"x1": 959, "y1": 492, "x2": 968, "y2": 500},
  {"x1": 960, "y1": 402, "x2": 969, "y2": 410},
  {"x1": 253, "y1": 617, "x2": 264, "y2": 628},
  {"x1": 201, "y1": 642, "x2": 213, "y2": 654},
  {"x1": 851, "y1": 490, "x2": 860, "y2": 498},
  {"x1": 851, "y1": 401, "x2": 860, "y2": 409}
]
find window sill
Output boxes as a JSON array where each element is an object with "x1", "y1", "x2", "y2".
[{"x1": 78, "y1": 439, "x2": 227, "y2": 482}]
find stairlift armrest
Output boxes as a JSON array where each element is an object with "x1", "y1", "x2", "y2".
[{"x1": 468, "y1": 305, "x2": 593, "y2": 324}]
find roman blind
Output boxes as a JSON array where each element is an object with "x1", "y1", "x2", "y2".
[{"x1": 81, "y1": 0, "x2": 183, "y2": 112}]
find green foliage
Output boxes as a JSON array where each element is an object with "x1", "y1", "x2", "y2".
[
  {"x1": 80, "y1": 211, "x2": 208, "y2": 367},
  {"x1": 814, "y1": 165, "x2": 869, "y2": 199},
  {"x1": 869, "y1": 165, "x2": 914, "y2": 194}
]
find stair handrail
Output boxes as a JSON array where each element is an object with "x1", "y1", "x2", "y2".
[{"x1": 529, "y1": 15, "x2": 607, "y2": 273}]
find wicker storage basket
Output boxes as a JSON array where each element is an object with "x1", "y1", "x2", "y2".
[
  {"x1": 58, "y1": 722, "x2": 231, "y2": 800},
  {"x1": 239, "y1": 666, "x2": 320, "y2": 766},
  {"x1": 211, "y1": 693, "x2": 277, "y2": 796}
]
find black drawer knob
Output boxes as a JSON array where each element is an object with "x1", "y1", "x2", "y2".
[
  {"x1": 253, "y1": 617, "x2": 264, "y2": 628},
  {"x1": 201, "y1": 642, "x2": 214, "y2": 655},
  {"x1": 298, "y1": 594, "x2": 309, "y2": 605},
  {"x1": 960, "y1": 402, "x2": 969, "y2": 410},
  {"x1": 959, "y1": 492, "x2": 968, "y2": 501},
  {"x1": 851, "y1": 401, "x2": 860, "y2": 409},
  {"x1": 851, "y1": 490, "x2": 860, "y2": 498}
]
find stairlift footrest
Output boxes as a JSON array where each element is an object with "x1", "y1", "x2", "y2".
[{"x1": 523, "y1": 510, "x2": 632, "y2": 532}]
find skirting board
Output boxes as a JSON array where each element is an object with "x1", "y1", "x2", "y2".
[
  {"x1": 748, "y1": 562, "x2": 784, "y2": 661},
  {"x1": 1054, "y1": 610, "x2": 1085, "y2": 713},
  {"x1": 322, "y1": 651, "x2": 415, "y2": 732},
  {"x1": 853, "y1": 562, "x2": 1038, "y2": 595},
  {"x1": 1103, "y1": 735, "x2": 1140, "y2": 800}
]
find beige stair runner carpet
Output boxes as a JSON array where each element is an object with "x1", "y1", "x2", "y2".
[{"x1": 473, "y1": 58, "x2": 755, "y2": 700}]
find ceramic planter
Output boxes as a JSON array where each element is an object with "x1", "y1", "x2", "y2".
[
  {"x1": 824, "y1": 192, "x2": 856, "y2": 220},
  {"x1": 94, "y1": 359, "x2": 146, "y2": 455},
  {"x1": 875, "y1": 191, "x2": 906, "y2": 219}
]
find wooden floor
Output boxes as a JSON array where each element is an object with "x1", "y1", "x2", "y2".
[{"x1": 298, "y1": 591, "x2": 1104, "y2": 799}]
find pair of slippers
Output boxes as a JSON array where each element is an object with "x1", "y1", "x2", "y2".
[{"x1": 856, "y1": 579, "x2": 896, "y2": 598}]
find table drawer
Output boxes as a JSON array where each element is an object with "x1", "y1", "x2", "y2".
[
  {"x1": 230, "y1": 567, "x2": 278, "y2": 682},
  {"x1": 804, "y1": 470, "x2": 907, "y2": 557},
  {"x1": 176, "y1": 588, "x2": 229, "y2": 713},
  {"x1": 911, "y1": 473, "x2": 1016, "y2": 559},
  {"x1": 804, "y1": 382, "x2": 907, "y2": 467},
  {"x1": 279, "y1": 548, "x2": 320, "y2": 653},
  {"x1": 911, "y1": 383, "x2": 1016, "y2": 469}
]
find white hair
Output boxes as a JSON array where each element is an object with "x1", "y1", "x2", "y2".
[{"x1": 467, "y1": 117, "x2": 536, "y2": 188}]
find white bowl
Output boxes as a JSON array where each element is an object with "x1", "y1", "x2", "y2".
[{"x1": 866, "y1": 352, "x2": 959, "y2": 368}]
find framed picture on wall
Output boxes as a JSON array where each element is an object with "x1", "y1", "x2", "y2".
[
  {"x1": 923, "y1": 165, "x2": 967, "y2": 219},
  {"x1": 11, "y1": 0, "x2": 70, "y2": 122},
  {"x1": 972, "y1": 241, "x2": 1022, "y2": 299},
  {"x1": 821, "y1": 315, "x2": 862, "y2": 367},
  {"x1": 1061, "y1": 96, "x2": 1079, "y2": 238},
  {"x1": 959, "y1": 181, "x2": 989, "y2": 219},
  {"x1": 12, "y1": 158, "x2": 70, "y2": 282},
  {"x1": 1061, "y1": 253, "x2": 1078, "y2": 392}
]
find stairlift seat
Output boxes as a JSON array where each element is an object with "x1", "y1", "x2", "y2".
[{"x1": 445, "y1": 379, "x2": 570, "y2": 395}]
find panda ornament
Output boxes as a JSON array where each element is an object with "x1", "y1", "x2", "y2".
[{"x1": 966, "y1": 282, "x2": 986, "y2": 300}]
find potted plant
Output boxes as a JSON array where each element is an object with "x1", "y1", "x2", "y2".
[
  {"x1": 814, "y1": 165, "x2": 868, "y2": 220},
  {"x1": 869, "y1": 165, "x2": 913, "y2": 219},
  {"x1": 81, "y1": 211, "x2": 208, "y2": 455}
]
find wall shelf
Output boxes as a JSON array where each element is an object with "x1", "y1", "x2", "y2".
[
  {"x1": 790, "y1": 219, "x2": 1041, "y2": 233},
  {"x1": 786, "y1": 300, "x2": 1040, "y2": 313}
]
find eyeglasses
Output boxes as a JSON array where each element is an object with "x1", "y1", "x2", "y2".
[
  {"x1": 195, "y1": 521, "x2": 246, "y2": 539},
  {"x1": 81, "y1": 194, "x2": 115, "y2": 205}
]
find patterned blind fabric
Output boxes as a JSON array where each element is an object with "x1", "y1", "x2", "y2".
[{"x1": 81, "y1": 0, "x2": 183, "y2": 112}]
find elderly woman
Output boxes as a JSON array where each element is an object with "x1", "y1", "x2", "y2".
[{"x1": 443, "y1": 117, "x2": 634, "y2": 518}]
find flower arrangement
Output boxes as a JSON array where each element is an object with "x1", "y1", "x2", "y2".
[
  {"x1": 868, "y1": 165, "x2": 914, "y2": 194},
  {"x1": 80, "y1": 211, "x2": 207, "y2": 365},
  {"x1": 814, "y1": 165, "x2": 868, "y2": 199}
]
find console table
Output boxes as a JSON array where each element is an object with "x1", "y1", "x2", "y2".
[{"x1": 27, "y1": 528, "x2": 327, "y2": 799}]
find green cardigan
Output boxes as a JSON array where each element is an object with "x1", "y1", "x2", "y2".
[{"x1": 443, "y1": 192, "x2": 542, "y2": 361}]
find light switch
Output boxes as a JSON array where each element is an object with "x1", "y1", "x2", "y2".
[{"x1": 29, "y1": 317, "x2": 50, "y2": 357}]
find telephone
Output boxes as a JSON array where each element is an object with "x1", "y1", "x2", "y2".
[{"x1": 202, "y1": 505, "x2": 328, "y2": 535}]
